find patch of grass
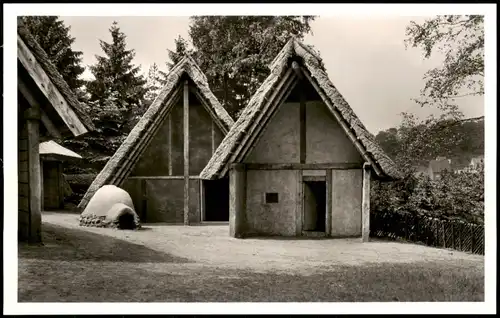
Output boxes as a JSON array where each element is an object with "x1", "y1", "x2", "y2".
[{"x1": 18, "y1": 224, "x2": 483, "y2": 302}]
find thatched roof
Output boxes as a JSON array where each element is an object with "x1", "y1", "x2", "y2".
[
  {"x1": 17, "y1": 18, "x2": 95, "y2": 132},
  {"x1": 200, "y1": 37, "x2": 402, "y2": 180},
  {"x1": 78, "y1": 55, "x2": 234, "y2": 210},
  {"x1": 39, "y1": 140, "x2": 82, "y2": 161}
]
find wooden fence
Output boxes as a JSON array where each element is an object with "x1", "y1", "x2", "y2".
[{"x1": 370, "y1": 212, "x2": 484, "y2": 255}]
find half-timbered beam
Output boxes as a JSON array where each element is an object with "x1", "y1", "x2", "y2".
[{"x1": 183, "y1": 80, "x2": 190, "y2": 225}]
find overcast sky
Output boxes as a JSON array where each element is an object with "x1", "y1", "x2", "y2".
[{"x1": 60, "y1": 16, "x2": 484, "y2": 134}]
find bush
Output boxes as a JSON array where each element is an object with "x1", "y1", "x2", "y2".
[{"x1": 372, "y1": 166, "x2": 484, "y2": 224}]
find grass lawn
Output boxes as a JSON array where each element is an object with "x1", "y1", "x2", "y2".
[{"x1": 18, "y1": 222, "x2": 484, "y2": 302}]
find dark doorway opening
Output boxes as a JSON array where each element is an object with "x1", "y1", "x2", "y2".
[
  {"x1": 118, "y1": 213, "x2": 137, "y2": 230},
  {"x1": 303, "y1": 181, "x2": 326, "y2": 232},
  {"x1": 204, "y1": 177, "x2": 229, "y2": 221}
]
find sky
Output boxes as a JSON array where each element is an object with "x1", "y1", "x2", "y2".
[{"x1": 60, "y1": 15, "x2": 484, "y2": 134}]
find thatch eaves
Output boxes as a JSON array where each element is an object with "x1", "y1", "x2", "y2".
[{"x1": 17, "y1": 18, "x2": 95, "y2": 132}]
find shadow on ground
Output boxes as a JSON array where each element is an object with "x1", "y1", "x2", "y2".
[{"x1": 18, "y1": 223, "x2": 192, "y2": 263}]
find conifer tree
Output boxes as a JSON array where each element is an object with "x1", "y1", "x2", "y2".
[
  {"x1": 20, "y1": 16, "x2": 86, "y2": 94},
  {"x1": 86, "y1": 21, "x2": 147, "y2": 114}
]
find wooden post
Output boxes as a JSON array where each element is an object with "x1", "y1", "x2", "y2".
[
  {"x1": 296, "y1": 171, "x2": 303, "y2": 236},
  {"x1": 325, "y1": 169, "x2": 332, "y2": 236},
  {"x1": 442, "y1": 221, "x2": 446, "y2": 248},
  {"x1": 458, "y1": 223, "x2": 462, "y2": 251},
  {"x1": 451, "y1": 222, "x2": 455, "y2": 249},
  {"x1": 470, "y1": 224, "x2": 474, "y2": 253},
  {"x1": 229, "y1": 163, "x2": 246, "y2": 238},
  {"x1": 58, "y1": 162, "x2": 65, "y2": 209},
  {"x1": 362, "y1": 163, "x2": 371, "y2": 242},
  {"x1": 168, "y1": 115, "x2": 172, "y2": 176},
  {"x1": 299, "y1": 88, "x2": 306, "y2": 164},
  {"x1": 40, "y1": 160, "x2": 44, "y2": 211},
  {"x1": 25, "y1": 107, "x2": 42, "y2": 243},
  {"x1": 183, "y1": 80, "x2": 190, "y2": 225},
  {"x1": 141, "y1": 179, "x2": 147, "y2": 222},
  {"x1": 200, "y1": 180, "x2": 205, "y2": 222}
]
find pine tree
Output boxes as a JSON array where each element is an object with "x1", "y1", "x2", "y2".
[
  {"x1": 166, "y1": 35, "x2": 190, "y2": 70},
  {"x1": 144, "y1": 63, "x2": 164, "y2": 106},
  {"x1": 156, "y1": 35, "x2": 192, "y2": 83},
  {"x1": 20, "y1": 16, "x2": 85, "y2": 93},
  {"x1": 86, "y1": 21, "x2": 147, "y2": 114}
]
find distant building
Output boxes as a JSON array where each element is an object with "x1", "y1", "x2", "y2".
[
  {"x1": 469, "y1": 155, "x2": 484, "y2": 171},
  {"x1": 428, "y1": 157, "x2": 452, "y2": 180}
]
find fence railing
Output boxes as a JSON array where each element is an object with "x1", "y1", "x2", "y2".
[{"x1": 370, "y1": 212, "x2": 484, "y2": 255}]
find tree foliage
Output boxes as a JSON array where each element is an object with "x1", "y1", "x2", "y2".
[
  {"x1": 405, "y1": 15, "x2": 484, "y2": 110},
  {"x1": 188, "y1": 16, "x2": 315, "y2": 117},
  {"x1": 63, "y1": 21, "x2": 148, "y2": 181},
  {"x1": 372, "y1": 111, "x2": 484, "y2": 225},
  {"x1": 166, "y1": 35, "x2": 191, "y2": 70},
  {"x1": 86, "y1": 21, "x2": 147, "y2": 116},
  {"x1": 375, "y1": 113, "x2": 484, "y2": 171},
  {"x1": 20, "y1": 16, "x2": 86, "y2": 95},
  {"x1": 372, "y1": 168, "x2": 484, "y2": 224},
  {"x1": 144, "y1": 63, "x2": 164, "y2": 105}
]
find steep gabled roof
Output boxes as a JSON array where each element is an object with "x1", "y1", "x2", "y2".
[
  {"x1": 200, "y1": 37, "x2": 402, "y2": 180},
  {"x1": 78, "y1": 55, "x2": 234, "y2": 210},
  {"x1": 17, "y1": 18, "x2": 95, "y2": 133}
]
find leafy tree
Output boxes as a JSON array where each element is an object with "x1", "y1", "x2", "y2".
[
  {"x1": 395, "y1": 111, "x2": 466, "y2": 172},
  {"x1": 188, "y1": 16, "x2": 315, "y2": 117},
  {"x1": 405, "y1": 15, "x2": 484, "y2": 110},
  {"x1": 374, "y1": 127, "x2": 400, "y2": 159},
  {"x1": 86, "y1": 21, "x2": 147, "y2": 120},
  {"x1": 371, "y1": 110, "x2": 484, "y2": 226},
  {"x1": 20, "y1": 16, "x2": 86, "y2": 94},
  {"x1": 371, "y1": 167, "x2": 484, "y2": 224}
]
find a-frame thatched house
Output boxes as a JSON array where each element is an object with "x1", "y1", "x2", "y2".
[
  {"x1": 79, "y1": 55, "x2": 234, "y2": 224},
  {"x1": 18, "y1": 19, "x2": 94, "y2": 242},
  {"x1": 200, "y1": 37, "x2": 401, "y2": 241}
]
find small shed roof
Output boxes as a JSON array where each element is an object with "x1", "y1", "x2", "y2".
[{"x1": 39, "y1": 140, "x2": 82, "y2": 161}]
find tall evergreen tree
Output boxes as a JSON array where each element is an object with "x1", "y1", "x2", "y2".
[
  {"x1": 166, "y1": 35, "x2": 190, "y2": 70},
  {"x1": 144, "y1": 63, "x2": 164, "y2": 106},
  {"x1": 20, "y1": 16, "x2": 85, "y2": 93},
  {"x1": 86, "y1": 21, "x2": 147, "y2": 113},
  {"x1": 156, "y1": 35, "x2": 192, "y2": 83}
]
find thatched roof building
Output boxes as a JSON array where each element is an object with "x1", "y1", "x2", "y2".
[
  {"x1": 201, "y1": 37, "x2": 401, "y2": 181},
  {"x1": 78, "y1": 55, "x2": 234, "y2": 224}
]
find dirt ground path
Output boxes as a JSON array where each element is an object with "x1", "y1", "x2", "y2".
[{"x1": 41, "y1": 212, "x2": 483, "y2": 275}]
